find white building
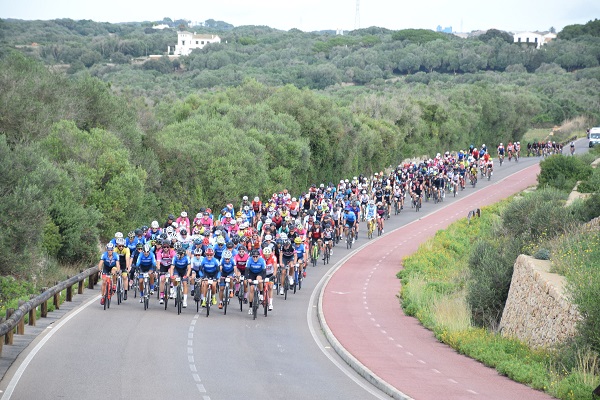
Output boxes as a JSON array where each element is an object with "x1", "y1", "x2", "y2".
[
  {"x1": 152, "y1": 24, "x2": 171, "y2": 30},
  {"x1": 513, "y1": 31, "x2": 556, "y2": 49},
  {"x1": 171, "y1": 31, "x2": 221, "y2": 56}
]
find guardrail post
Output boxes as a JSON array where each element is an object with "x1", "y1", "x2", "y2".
[
  {"x1": 53, "y1": 282, "x2": 60, "y2": 309},
  {"x1": 17, "y1": 301, "x2": 25, "y2": 335},
  {"x1": 41, "y1": 287, "x2": 48, "y2": 317},
  {"x1": 66, "y1": 276, "x2": 73, "y2": 302},
  {"x1": 28, "y1": 294, "x2": 36, "y2": 326},
  {"x1": 5, "y1": 309, "x2": 14, "y2": 345},
  {"x1": 78, "y1": 270, "x2": 84, "y2": 294}
]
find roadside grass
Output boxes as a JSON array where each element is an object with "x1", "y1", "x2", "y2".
[{"x1": 398, "y1": 199, "x2": 600, "y2": 399}]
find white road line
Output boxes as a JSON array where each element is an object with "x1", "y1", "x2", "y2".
[{"x1": 1, "y1": 295, "x2": 100, "y2": 400}]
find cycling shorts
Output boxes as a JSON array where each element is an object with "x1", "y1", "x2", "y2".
[
  {"x1": 246, "y1": 270, "x2": 266, "y2": 281},
  {"x1": 172, "y1": 267, "x2": 188, "y2": 280},
  {"x1": 345, "y1": 220, "x2": 355, "y2": 229},
  {"x1": 159, "y1": 264, "x2": 171, "y2": 273},
  {"x1": 281, "y1": 256, "x2": 295, "y2": 266}
]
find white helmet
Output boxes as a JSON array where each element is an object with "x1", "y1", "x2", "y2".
[
  {"x1": 243, "y1": 195, "x2": 248, "y2": 201},
  {"x1": 151, "y1": 220, "x2": 159, "y2": 229},
  {"x1": 264, "y1": 234, "x2": 272, "y2": 241},
  {"x1": 115, "y1": 232, "x2": 123, "y2": 239},
  {"x1": 181, "y1": 211, "x2": 187, "y2": 218},
  {"x1": 263, "y1": 247, "x2": 272, "y2": 255}
]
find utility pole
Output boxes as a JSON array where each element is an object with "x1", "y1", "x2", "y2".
[{"x1": 354, "y1": 0, "x2": 360, "y2": 30}]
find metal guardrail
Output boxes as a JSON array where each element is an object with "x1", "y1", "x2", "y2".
[{"x1": 0, "y1": 265, "x2": 99, "y2": 354}]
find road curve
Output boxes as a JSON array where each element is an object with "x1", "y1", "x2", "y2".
[
  {"x1": 0, "y1": 142, "x2": 585, "y2": 400},
  {"x1": 321, "y1": 162, "x2": 556, "y2": 400}
]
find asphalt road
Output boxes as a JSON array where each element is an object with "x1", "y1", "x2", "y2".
[{"x1": 0, "y1": 140, "x2": 589, "y2": 400}]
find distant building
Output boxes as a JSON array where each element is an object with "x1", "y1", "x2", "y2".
[
  {"x1": 170, "y1": 31, "x2": 221, "y2": 56},
  {"x1": 436, "y1": 25, "x2": 452, "y2": 33},
  {"x1": 152, "y1": 24, "x2": 171, "y2": 30},
  {"x1": 513, "y1": 31, "x2": 556, "y2": 49}
]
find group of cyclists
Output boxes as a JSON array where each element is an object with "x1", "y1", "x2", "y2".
[{"x1": 98, "y1": 142, "x2": 511, "y2": 316}]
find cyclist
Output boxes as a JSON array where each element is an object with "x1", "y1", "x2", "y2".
[
  {"x1": 176, "y1": 211, "x2": 190, "y2": 234},
  {"x1": 170, "y1": 244, "x2": 190, "y2": 308},
  {"x1": 147, "y1": 221, "x2": 162, "y2": 241},
  {"x1": 293, "y1": 236, "x2": 307, "y2": 280},
  {"x1": 114, "y1": 238, "x2": 131, "y2": 300},
  {"x1": 198, "y1": 245, "x2": 220, "y2": 307},
  {"x1": 278, "y1": 239, "x2": 297, "y2": 295},
  {"x1": 497, "y1": 143, "x2": 505, "y2": 164},
  {"x1": 343, "y1": 208, "x2": 357, "y2": 242},
  {"x1": 233, "y1": 244, "x2": 249, "y2": 302},
  {"x1": 135, "y1": 244, "x2": 157, "y2": 302},
  {"x1": 218, "y1": 250, "x2": 236, "y2": 309},
  {"x1": 246, "y1": 249, "x2": 267, "y2": 315},
  {"x1": 322, "y1": 222, "x2": 334, "y2": 259},
  {"x1": 156, "y1": 239, "x2": 175, "y2": 304},
  {"x1": 308, "y1": 222, "x2": 323, "y2": 260},
  {"x1": 189, "y1": 247, "x2": 203, "y2": 301},
  {"x1": 262, "y1": 247, "x2": 277, "y2": 311},
  {"x1": 570, "y1": 141, "x2": 575, "y2": 156},
  {"x1": 365, "y1": 199, "x2": 377, "y2": 235},
  {"x1": 375, "y1": 201, "x2": 386, "y2": 233},
  {"x1": 383, "y1": 185, "x2": 393, "y2": 218},
  {"x1": 98, "y1": 243, "x2": 118, "y2": 306}
]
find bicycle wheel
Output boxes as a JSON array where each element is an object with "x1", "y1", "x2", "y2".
[
  {"x1": 103, "y1": 281, "x2": 108, "y2": 310},
  {"x1": 206, "y1": 286, "x2": 211, "y2": 317},
  {"x1": 311, "y1": 246, "x2": 317, "y2": 267},
  {"x1": 163, "y1": 279, "x2": 169, "y2": 310},
  {"x1": 238, "y1": 281, "x2": 244, "y2": 312},
  {"x1": 176, "y1": 284, "x2": 182, "y2": 315},
  {"x1": 293, "y1": 271, "x2": 297, "y2": 294},
  {"x1": 224, "y1": 285, "x2": 229, "y2": 315},
  {"x1": 116, "y1": 277, "x2": 122, "y2": 305},
  {"x1": 263, "y1": 287, "x2": 268, "y2": 317},
  {"x1": 252, "y1": 286, "x2": 259, "y2": 320}
]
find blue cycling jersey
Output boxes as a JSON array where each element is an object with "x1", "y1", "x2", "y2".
[
  {"x1": 345, "y1": 211, "x2": 357, "y2": 222},
  {"x1": 199, "y1": 257, "x2": 220, "y2": 278},
  {"x1": 172, "y1": 255, "x2": 190, "y2": 271},
  {"x1": 136, "y1": 252, "x2": 156, "y2": 270},
  {"x1": 220, "y1": 258, "x2": 235, "y2": 275},
  {"x1": 100, "y1": 252, "x2": 119, "y2": 273},
  {"x1": 246, "y1": 257, "x2": 266, "y2": 274}
]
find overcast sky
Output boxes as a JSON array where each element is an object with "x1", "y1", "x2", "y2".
[{"x1": 2, "y1": 0, "x2": 598, "y2": 33}]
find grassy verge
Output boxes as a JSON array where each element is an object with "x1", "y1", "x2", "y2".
[{"x1": 397, "y1": 200, "x2": 599, "y2": 399}]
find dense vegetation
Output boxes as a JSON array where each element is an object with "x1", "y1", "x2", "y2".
[{"x1": 0, "y1": 18, "x2": 598, "y2": 286}]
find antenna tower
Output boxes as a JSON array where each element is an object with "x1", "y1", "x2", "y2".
[{"x1": 354, "y1": 0, "x2": 360, "y2": 30}]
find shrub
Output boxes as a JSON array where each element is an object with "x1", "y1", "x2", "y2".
[
  {"x1": 467, "y1": 237, "x2": 520, "y2": 329},
  {"x1": 538, "y1": 154, "x2": 593, "y2": 192},
  {"x1": 534, "y1": 248, "x2": 551, "y2": 260}
]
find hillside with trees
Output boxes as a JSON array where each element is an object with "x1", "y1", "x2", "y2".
[{"x1": 0, "y1": 17, "x2": 598, "y2": 281}]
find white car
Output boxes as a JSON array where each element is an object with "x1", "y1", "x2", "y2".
[{"x1": 589, "y1": 127, "x2": 600, "y2": 148}]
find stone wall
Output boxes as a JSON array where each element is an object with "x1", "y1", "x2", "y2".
[{"x1": 499, "y1": 254, "x2": 581, "y2": 348}]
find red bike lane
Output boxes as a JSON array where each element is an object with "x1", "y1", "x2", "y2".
[{"x1": 321, "y1": 164, "x2": 555, "y2": 400}]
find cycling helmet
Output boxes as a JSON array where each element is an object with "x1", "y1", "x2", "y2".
[
  {"x1": 193, "y1": 248, "x2": 202, "y2": 256},
  {"x1": 275, "y1": 238, "x2": 283, "y2": 247},
  {"x1": 369, "y1": 199, "x2": 375, "y2": 205},
  {"x1": 264, "y1": 234, "x2": 272, "y2": 241},
  {"x1": 156, "y1": 238, "x2": 163, "y2": 246},
  {"x1": 115, "y1": 232, "x2": 124, "y2": 239},
  {"x1": 232, "y1": 236, "x2": 240, "y2": 245},
  {"x1": 294, "y1": 237, "x2": 302, "y2": 244},
  {"x1": 205, "y1": 245, "x2": 215, "y2": 255},
  {"x1": 217, "y1": 237, "x2": 225, "y2": 245},
  {"x1": 223, "y1": 250, "x2": 233, "y2": 259},
  {"x1": 280, "y1": 233, "x2": 288, "y2": 240},
  {"x1": 160, "y1": 233, "x2": 168, "y2": 240},
  {"x1": 225, "y1": 212, "x2": 231, "y2": 218},
  {"x1": 196, "y1": 213, "x2": 202, "y2": 219},
  {"x1": 166, "y1": 226, "x2": 174, "y2": 235},
  {"x1": 243, "y1": 195, "x2": 248, "y2": 201},
  {"x1": 106, "y1": 243, "x2": 115, "y2": 250},
  {"x1": 254, "y1": 196, "x2": 260, "y2": 202},
  {"x1": 180, "y1": 228, "x2": 187, "y2": 235},
  {"x1": 127, "y1": 231, "x2": 135, "y2": 239},
  {"x1": 181, "y1": 211, "x2": 187, "y2": 218},
  {"x1": 193, "y1": 238, "x2": 202, "y2": 245},
  {"x1": 141, "y1": 226, "x2": 148, "y2": 232},
  {"x1": 263, "y1": 247, "x2": 272, "y2": 255},
  {"x1": 250, "y1": 249, "x2": 260, "y2": 257},
  {"x1": 136, "y1": 243, "x2": 144, "y2": 249},
  {"x1": 116, "y1": 238, "x2": 125, "y2": 246},
  {"x1": 143, "y1": 244, "x2": 151, "y2": 252},
  {"x1": 151, "y1": 220, "x2": 159, "y2": 229},
  {"x1": 135, "y1": 228, "x2": 142, "y2": 236},
  {"x1": 167, "y1": 214, "x2": 175, "y2": 220},
  {"x1": 284, "y1": 239, "x2": 291, "y2": 246}
]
